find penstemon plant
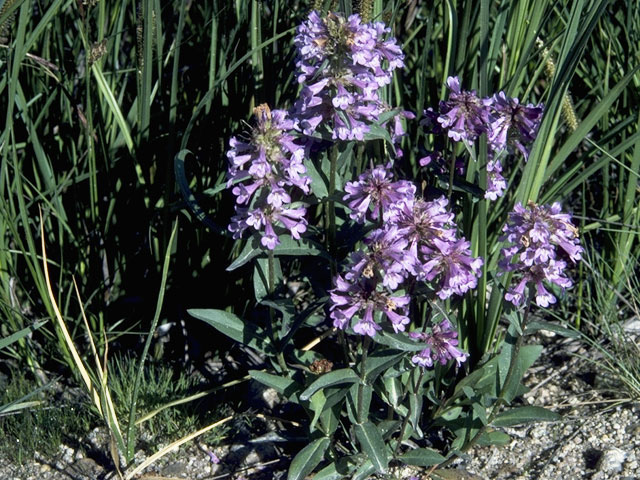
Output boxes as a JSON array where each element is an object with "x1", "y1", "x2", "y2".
[{"x1": 189, "y1": 9, "x2": 583, "y2": 479}]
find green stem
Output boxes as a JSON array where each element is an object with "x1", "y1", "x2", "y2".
[
  {"x1": 447, "y1": 148, "x2": 456, "y2": 203},
  {"x1": 393, "y1": 369, "x2": 425, "y2": 458},
  {"x1": 439, "y1": 290, "x2": 535, "y2": 467},
  {"x1": 357, "y1": 336, "x2": 371, "y2": 424},
  {"x1": 327, "y1": 144, "x2": 338, "y2": 276},
  {"x1": 327, "y1": 144, "x2": 351, "y2": 366},
  {"x1": 126, "y1": 220, "x2": 178, "y2": 463},
  {"x1": 268, "y1": 250, "x2": 288, "y2": 373}
]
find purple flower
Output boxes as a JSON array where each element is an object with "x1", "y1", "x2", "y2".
[
  {"x1": 346, "y1": 226, "x2": 410, "y2": 289},
  {"x1": 293, "y1": 11, "x2": 406, "y2": 143},
  {"x1": 421, "y1": 238, "x2": 484, "y2": 299},
  {"x1": 500, "y1": 202, "x2": 582, "y2": 306},
  {"x1": 227, "y1": 105, "x2": 308, "y2": 196},
  {"x1": 409, "y1": 319, "x2": 468, "y2": 367},
  {"x1": 387, "y1": 196, "x2": 456, "y2": 269},
  {"x1": 489, "y1": 92, "x2": 543, "y2": 159},
  {"x1": 437, "y1": 76, "x2": 491, "y2": 143},
  {"x1": 229, "y1": 203, "x2": 307, "y2": 250},
  {"x1": 387, "y1": 196, "x2": 484, "y2": 298},
  {"x1": 329, "y1": 274, "x2": 410, "y2": 336},
  {"x1": 226, "y1": 105, "x2": 311, "y2": 249},
  {"x1": 343, "y1": 164, "x2": 416, "y2": 223},
  {"x1": 485, "y1": 159, "x2": 507, "y2": 201}
]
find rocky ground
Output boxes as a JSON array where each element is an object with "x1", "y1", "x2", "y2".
[{"x1": 1, "y1": 331, "x2": 639, "y2": 480}]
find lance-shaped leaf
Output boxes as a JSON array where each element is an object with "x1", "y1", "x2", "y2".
[
  {"x1": 188, "y1": 309, "x2": 273, "y2": 354},
  {"x1": 398, "y1": 447, "x2": 446, "y2": 467},
  {"x1": 249, "y1": 370, "x2": 301, "y2": 403},
  {"x1": 287, "y1": 437, "x2": 330, "y2": 480},
  {"x1": 491, "y1": 406, "x2": 561, "y2": 427},
  {"x1": 227, "y1": 235, "x2": 331, "y2": 271},
  {"x1": 354, "y1": 422, "x2": 389, "y2": 474},
  {"x1": 300, "y1": 368, "x2": 359, "y2": 401}
]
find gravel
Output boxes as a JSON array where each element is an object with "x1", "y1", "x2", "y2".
[{"x1": 1, "y1": 334, "x2": 639, "y2": 480}]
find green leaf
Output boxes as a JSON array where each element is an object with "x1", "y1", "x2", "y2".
[
  {"x1": 249, "y1": 370, "x2": 301, "y2": 402},
  {"x1": 351, "y1": 460, "x2": 376, "y2": 480},
  {"x1": 375, "y1": 331, "x2": 425, "y2": 351},
  {"x1": 188, "y1": 309, "x2": 272, "y2": 354},
  {"x1": 300, "y1": 368, "x2": 359, "y2": 401},
  {"x1": 313, "y1": 458, "x2": 356, "y2": 480},
  {"x1": 365, "y1": 350, "x2": 405, "y2": 382},
  {"x1": 364, "y1": 123, "x2": 393, "y2": 147},
  {"x1": 476, "y1": 430, "x2": 512, "y2": 446},
  {"x1": 499, "y1": 345, "x2": 543, "y2": 403},
  {"x1": 452, "y1": 355, "x2": 499, "y2": 398},
  {"x1": 227, "y1": 237, "x2": 262, "y2": 271},
  {"x1": 271, "y1": 235, "x2": 331, "y2": 258},
  {"x1": 354, "y1": 422, "x2": 389, "y2": 474},
  {"x1": 381, "y1": 376, "x2": 402, "y2": 408},
  {"x1": 92, "y1": 64, "x2": 133, "y2": 152},
  {"x1": 491, "y1": 406, "x2": 561, "y2": 427},
  {"x1": 253, "y1": 256, "x2": 282, "y2": 302},
  {"x1": 318, "y1": 402, "x2": 342, "y2": 436},
  {"x1": 287, "y1": 437, "x2": 330, "y2": 480},
  {"x1": 174, "y1": 149, "x2": 227, "y2": 235},
  {"x1": 304, "y1": 157, "x2": 329, "y2": 199},
  {"x1": 0, "y1": 320, "x2": 47, "y2": 350},
  {"x1": 227, "y1": 235, "x2": 331, "y2": 271},
  {"x1": 408, "y1": 393, "x2": 423, "y2": 435},
  {"x1": 398, "y1": 447, "x2": 446, "y2": 467},
  {"x1": 309, "y1": 390, "x2": 326, "y2": 431},
  {"x1": 348, "y1": 382, "x2": 372, "y2": 423},
  {"x1": 525, "y1": 321, "x2": 579, "y2": 338}
]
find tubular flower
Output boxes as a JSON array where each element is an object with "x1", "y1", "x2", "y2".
[
  {"x1": 293, "y1": 11, "x2": 405, "y2": 142},
  {"x1": 387, "y1": 196, "x2": 483, "y2": 299},
  {"x1": 329, "y1": 273, "x2": 410, "y2": 336},
  {"x1": 485, "y1": 159, "x2": 507, "y2": 201},
  {"x1": 488, "y1": 92, "x2": 543, "y2": 160},
  {"x1": 346, "y1": 226, "x2": 410, "y2": 290},
  {"x1": 421, "y1": 238, "x2": 484, "y2": 300},
  {"x1": 226, "y1": 104, "x2": 310, "y2": 249},
  {"x1": 409, "y1": 319, "x2": 468, "y2": 368},
  {"x1": 437, "y1": 76, "x2": 491, "y2": 143},
  {"x1": 499, "y1": 201, "x2": 583, "y2": 306},
  {"x1": 343, "y1": 163, "x2": 416, "y2": 223}
]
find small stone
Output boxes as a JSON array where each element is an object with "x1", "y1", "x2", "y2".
[
  {"x1": 622, "y1": 318, "x2": 640, "y2": 333},
  {"x1": 162, "y1": 461, "x2": 188, "y2": 476},
  {"x1": 598, "y1": 447, "x2": 627, "y2": 473},
  {"x1": 68, "y1": 458, "x2": 104, "y2": 478}
]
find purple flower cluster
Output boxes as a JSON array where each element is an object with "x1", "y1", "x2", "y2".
[
  {"x1": 409, "y1": 319, "x2": 468, "y2": 368},
  {"x1": 420, "y1": 77, "x2": 543, "y2": 201},
  {"x1": 343, "y1": 163, "x2": 416, "y2": 223},
  {"x1": 489, "y1": 92, "x2": 544, "y2": 160},
  {"x1": 330, "y1": 165, "x2": 482, "y2": 340},
  {"x1": 227, "y1": 104, "x2": 311, "y2": 249},
  {"x1": 293, "y1": 11, "x2": 405, "y2": 141},
  {"x1": 437, "y1": 76, "x2": 491, "y2": 143},
  {"x1": 499, "y1": 202, "x2": 583, "y2": 307}
]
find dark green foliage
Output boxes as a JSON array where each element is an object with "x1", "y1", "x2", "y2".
[{"x1": 0, "y1": 372, "x2": 92, "y2": 463}]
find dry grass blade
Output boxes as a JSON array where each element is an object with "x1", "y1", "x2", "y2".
[
  {"x1": 124, "y1": 415, "x2": 234, "y2": 480},
  {"x1": 39, "y1": 210, "x2": 103, "y2": 416},
  {"x1": 72, "y1": 277, "x2": 124, "y2": 440},
  {"x1": 135, "y1": 376, "x2": 249, "y2": 426}
]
